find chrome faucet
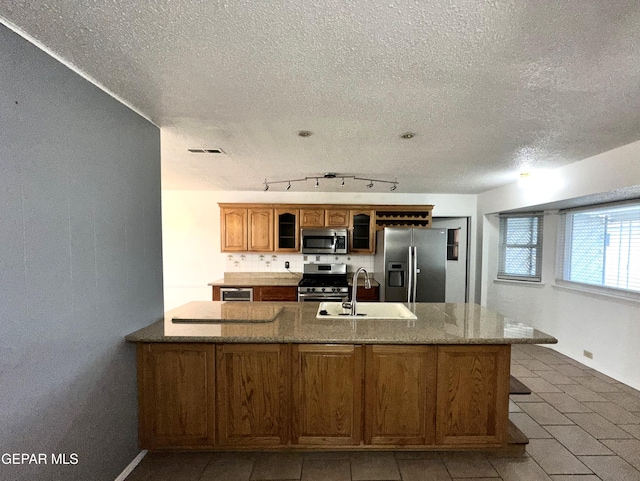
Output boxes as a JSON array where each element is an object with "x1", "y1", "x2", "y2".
[{"x1": 342, "y1": 267, "x2": 371, "y2": 316}]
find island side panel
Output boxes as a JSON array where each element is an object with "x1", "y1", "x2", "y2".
[
  {"x1": 364, "y1": 345, "x2": 437, "y2": 446},
  {"x1": 435, "y1": 345, "x2": 511, "y2": 446},
  {"x1": 291, "y1": 344, "x2": 363, "y2": 445}
]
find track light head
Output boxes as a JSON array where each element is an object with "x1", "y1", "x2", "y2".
[
  {"x1": 315, "y1": 178, "x2": 319, "y2": 188},
  {"x1": 286, "y1": 182, "x2": 291, "y2": 190},
  {"x1": 367, "y1": 181, "x2": 374, "y2": 188}
]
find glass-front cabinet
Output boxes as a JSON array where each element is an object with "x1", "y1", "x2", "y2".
[
  {"x1": 275, "y1": 209, "x2": 299, "y2": 252},
  {"x1": 349, "y1": 210, "x2": 375, "y2": 254}
]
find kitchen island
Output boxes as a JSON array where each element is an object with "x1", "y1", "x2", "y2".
[{"x1": 126, "y1": 301, "x2": 556, "y2": 452}]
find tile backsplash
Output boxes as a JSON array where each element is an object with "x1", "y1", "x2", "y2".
[{"x1": 224, "y1": 253, "x2": 374, "y2": 273}]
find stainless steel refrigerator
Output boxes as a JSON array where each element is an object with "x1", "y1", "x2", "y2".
[{"x1": 374, "y1": 228, "x2": 447, "y2": 302}]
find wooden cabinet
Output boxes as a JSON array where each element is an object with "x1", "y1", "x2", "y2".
[
  {"x1": 212, "y1": 286, "x2": 297, "y2": 301},
  {"x1": 436, "y1": 345, "x2": 510, "y2": 446},
  {"x1": 220, "y1": 208, "x2": 247, "y2": 252},
  {"x1": 354, "y1": 285, "x2": 379, "y2": 301},
  {"x1": 219, "y1": 204, "x2": 434, "y2": 253},
  {"x1": 256, "y1": 286, "x2": 298, "y2": 302},
  {"x1": 364, "y1": 345, "x2": 437, "y2": 445},
  {"x1": 135, "y1": 342, "x2": 512, "y2": 451},
  {"x1": 300, "y1": 209, "x2": 325, "y2": 227},
  {"x1": 220, "y1": 207, "x2": 273, "y2": 252},
  {"x1": 216, "y1": 344, "x2": 289, "y2": 446},
  {"x1": 275, "y1": 209, "x2": 299, "y2": 252},
  {"x1": 325, "y1": 209, "x2": 349, "y2": 227},
  {"x1": 137, "y1": 343, "x2": 215, "y2": 448},
  {"x1": 300, "y1": 208, "x2": 349, "y2": 228},
  {"x1": 292, "y1": 344, "x2": 363, "y2": 445},
  {"x1": 248, "y1": 208, "x2": 273, "y2": 251},
  {"x1": 350, "y1": 210, "x2": 375, "y2": 254}
]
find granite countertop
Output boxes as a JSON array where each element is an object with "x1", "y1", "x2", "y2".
[
  {"x1": 208, "y1": 273, "x2": 301, "y2": 287},
  {"x1": 125, "y1": 301, "x2": 558, "y2": 345},
  {"x1": 208, "y1": 272, "x2": 379, "y2": 287}
]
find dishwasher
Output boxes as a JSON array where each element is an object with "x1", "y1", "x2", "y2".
[{"x1": 220, "y1": 287, "x2": 253, "y2": 302}]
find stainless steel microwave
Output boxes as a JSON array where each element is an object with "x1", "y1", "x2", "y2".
[{"x1": 301, "y1": 228, "x2": 348, "y2": 255}]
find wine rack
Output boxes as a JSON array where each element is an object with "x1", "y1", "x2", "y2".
[{"x1": 375, "y1": 208, "x2": 433, "y2": 230}]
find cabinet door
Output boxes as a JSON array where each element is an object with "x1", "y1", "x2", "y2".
[
  {"x1": 221, "y1": 208, "x2": 247, "y2": 251},
  {"x1": 355, "y1": 285, "x2": 379, "y2": 301},
  {"x1": 436, "y1": 345, "x2": 510, "y2": 446},
  {"x1": 137, "y1": 343, "x2": 216, "y2": 448},
  {"x1": 256, "y1": 286, "x2": 298, "y2": 302},
  {"x1": 300, "y1": 209, "x2": 325, "y2": 227},
  {"x1": 248, "y1": 208, "x2": 274, "y2": 251},
  {"x1": 364, "y1": 345, "x2": 437, "y2": 445},
  {"x1": 325, "y1": 209, "x2": 349, "y2": 227},
  {"x1": 275, "y1": 209, "x2": 299, "y2": 252},
  {"x1": 292, "y1": 344, "x2": 363, "y2": 445},
  {"x1": 350, "y1": 210, "x2": 375, "y2": 253},
  {"x1": 216, "y1": 344, "x2": 289, "y2": 446}
]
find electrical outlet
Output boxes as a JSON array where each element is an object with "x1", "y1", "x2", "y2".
[
  {"x1": 285, "y1": 261, "x2": 290, "y2": 269},
  {"x1": 583, "y1": 350, "x2": 593, "y2": 359}
]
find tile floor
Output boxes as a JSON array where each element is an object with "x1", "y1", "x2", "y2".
[{"x1": 126, "y1": 344, "x2": 640, "y2": 481}]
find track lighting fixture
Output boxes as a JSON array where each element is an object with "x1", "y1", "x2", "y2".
[{"x1": 261, "y1": 173, "x2": 399, "y2": 191}]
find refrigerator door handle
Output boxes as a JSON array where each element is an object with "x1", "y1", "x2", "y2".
[
  {"x1": 407, "y1": 246, "x2": 413, "y2": 303},
  {"x1": 412, "y1": 245, "x2": 418, "y2": 303}
]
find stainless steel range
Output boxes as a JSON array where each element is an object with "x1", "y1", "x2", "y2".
[{"x1": 297, "y1": 263, "x2": 349, "y2": 302}]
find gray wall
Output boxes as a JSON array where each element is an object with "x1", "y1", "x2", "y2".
[{"x1": 0, "y1": 24, "x2": 163, "y2": 481}]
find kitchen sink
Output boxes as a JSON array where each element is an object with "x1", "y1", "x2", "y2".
[{"x1": 316, "y1": 302, "x2": 417, "y2": 320}]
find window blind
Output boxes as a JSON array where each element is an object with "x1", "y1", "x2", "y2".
[
  {"x1": 558, "y1": 202, "x2": 640, "y2": 294},
  {"x1": 498, "y1": 213, "x2": 543, "y2": 281}
]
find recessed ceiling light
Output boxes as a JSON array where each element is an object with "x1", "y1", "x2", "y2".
[
  {"x1": 298, "y1": 130, "x2": 313, "y2": 137},
  {"x1": 400, "y1": 133, "x2": 415, "y2": 139}
]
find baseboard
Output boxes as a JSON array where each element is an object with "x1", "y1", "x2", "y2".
[{"x1": 114, "y1": 450, "x2": 148, "y2": 481}]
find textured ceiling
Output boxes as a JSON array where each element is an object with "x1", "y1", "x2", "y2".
[{"x1": 2, "y1": 0, "x2": 640, "y2": 193}]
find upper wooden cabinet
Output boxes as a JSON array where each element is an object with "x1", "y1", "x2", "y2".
[
  {"x1": 275, "y1": 209, "x2": 299, "y2": 252},
  {"x1": 221, "y1": 207, "x2": 273, "y2": 252},
  {"x1": 349, "y1": 209, "x2": 375, "y2": 254},
  {"x1": 220, "y1": 203, "x2": 434, "y2": 253},
  {"x1": 248, "y1": 208, "x2": 273, "y2": 251},
  {"x1": 325, "y1": 209, "x2": 349, "y2": 227},
  {"x1": 220, "y1": 208, "x2": 247, "y2": 252},
  {"x1": 300, "y1": 209, "x2": 325, "y2": 227},
  {"x1": 300, "y1": 208, "x2": 349, "y2": 228}
]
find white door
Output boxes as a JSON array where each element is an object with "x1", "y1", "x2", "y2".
[{"x1": 431, "y1": 217, "x2": 468, "y2": 303}]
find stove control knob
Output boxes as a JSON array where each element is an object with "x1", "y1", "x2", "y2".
[
  {"x1": 311, "y1": 287, "x2": 316, "y2": 292},
  {"x1": 321, "y1": 287, "x2": 326, "y2": 292}
]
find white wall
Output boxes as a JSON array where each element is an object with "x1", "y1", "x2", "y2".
[
  {"x1": 478, "y1": 140, "x2": 640, "y2": 390},
  {"x1": 162, "y1": 191, "x2": 477, "y2": 310}
]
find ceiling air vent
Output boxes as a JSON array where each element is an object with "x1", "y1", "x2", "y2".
[{"x1": 187, "y1": 148, "x2": 226, "y2": 154}]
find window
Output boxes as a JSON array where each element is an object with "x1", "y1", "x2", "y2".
[
  {"x1": 559, "y1": 202, "x2": 640, "y2": 294},
  {"x1": 498, "y1": 214, "x2": 543, "y2": 281}
]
